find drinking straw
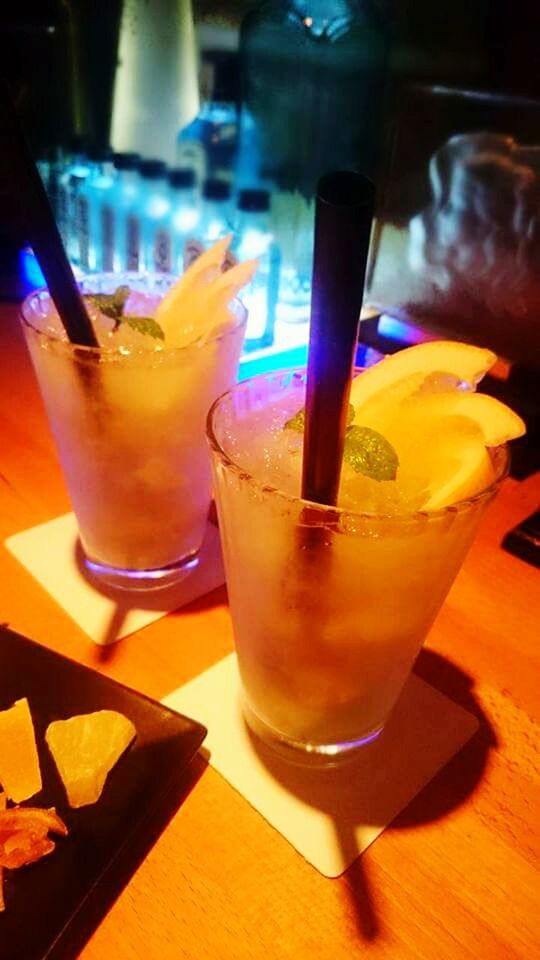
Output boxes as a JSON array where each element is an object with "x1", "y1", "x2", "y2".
[
  {"x1": 0, "y1": 87, "x2": 98, "y2": 347},
  {"x1": 302, "y1": 171, "x2": 375, "y2": 505}
]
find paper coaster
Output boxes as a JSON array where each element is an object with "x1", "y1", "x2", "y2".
[
  {"x1": 5, "y1": 513, "x2": 225, "y2": 646},
  {"x1": 164, "y1": 654, "x2": 479, "y2": 877}
]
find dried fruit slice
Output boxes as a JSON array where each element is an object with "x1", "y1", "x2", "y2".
[
  {"x1": 0, "y1": 698, "x2": 42, "y2": 802},
  {"x1": 45, "y1": 710, "x2": 136, "y2": 808},
  {"x1": 0, "y1": 806, "x2": 67, "y2": 838},
  {"x1": 0, "y1": 805, "x2": 67, "y2": 870},
  {"x1": 0, "y1": 832, "x2": 55, "y2": 870},
  {"x1": 0, "y1": 792, "x2": 5, "y2": 912}
]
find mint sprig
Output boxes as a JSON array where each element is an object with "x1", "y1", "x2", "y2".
[
  {"x1": 122, "y1": 315, "x2": 165, "y2": 341},
  {"x1": 84, "y1": 285, "x2": 164, "y2": 341},
  {"x1": 284, "y1": 404, "x2": 355, "y2": 434},
  {"x1": 284, "y1": 405, "x2": 398, "y2": 481},
  {"x1": 343, "y1": 425, "x2": 399, "y2": 481}
]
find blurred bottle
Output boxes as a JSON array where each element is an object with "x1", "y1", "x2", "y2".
[
  {"x1": 272, "y1": 190, "x2": 314, "y2": 322},
  {"x1": 111, "y1": 0, "x2": 199, "y2": 166},
  {"x1": 92, "y1": 148, "x2": 117, "y2": 272},
  {"x1": 67, "y1": 142, "x2": 93, "y2": 266},
  {"x1": 199, "y1": 178, "x2": 233, "y2": 243},
  {"x1": 238, "y1": 0, "x2": 389, "y2": 198},
  {"x1": 168, "y1": 167, "x2": 200, "y2": 275},
  {"x1": 139, "y1": 159, "x2": 171, "y2": 272},
  {"x1": 76, "y1": 146, "x2": 116, "y2": 272},
  {"x1": 235, "y1": 106, "x2": 264, "y2": 191},
  {"x1": 112, "y1": 152, "x2": 141, "y2": 271},
  {"x1": 233, "y1": 188, "x2": 280, "y2": 351},
  {"x1": 177, "y1": 49, "x2": 239, "y2": 185},
  {"x1": 58, "y1": 136, "x2": 90, "y2": 263}
]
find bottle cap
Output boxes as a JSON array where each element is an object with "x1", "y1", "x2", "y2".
[
  {"x1": 113, "y1": 152, "x2": 141, "y2": 171},
  {"x1": 139, "y1": 159, "x2": 168, "y2": 179},
  {"x1": 237, "y1": 188, "x2": 270, "y2": 212},
  {"x1": 203, "y1": 179, "x2": 231, "y2": 201},
  {"x1": 68, "y1": 134, "x2": 88, "y2": 156},
  {"x1": 87, "y1": 144, "x2": 114, "y2": 163},
  {"x1": 169, "y1": 167, "x2": 196, "y2": 189}
]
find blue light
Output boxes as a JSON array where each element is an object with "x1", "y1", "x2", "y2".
[
  {"x1": 19, "y1": 247, "x2": 45, "y2": 291},
  {"x1": 377, "y1": 313, "x2": 429, "y2": 346},
  {"x1": 238, "y1": 343, "x2": 308, "y2": 380},
  {"x1": 377, "y1": 313, "x2": 414, "y2": 342}
]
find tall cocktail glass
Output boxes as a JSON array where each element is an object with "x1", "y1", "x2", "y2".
[
  {"x1": 21, "y1": 273, "x2": 246, "y2": 589},
  {"x1": 207, "y1": 369, "x2": 508, "y2": 764}
]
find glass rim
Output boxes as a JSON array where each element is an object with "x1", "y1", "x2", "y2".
[
  {"x1": 206, "y1": 367, "x2": 511, "y2": 523},
  {"x1": 20, "y1": 272, "x2": 247, "y2": 359}
]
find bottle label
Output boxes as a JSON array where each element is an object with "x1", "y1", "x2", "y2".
[
  {"x1": 77, "y1": 195, "x2": 89, "y2": 269},
  {"x1": 101, "y1": 204, "x2": 115, "y2": 271},
  {"x1": 183, "y1": 238, "x2": 205, "y2": 270},
  {"x1": 126, "y1": 215, "x2": 140, "y2": 270},
  {"x1": 154, "y1": 228, "x2": 172, "y2": 272}
]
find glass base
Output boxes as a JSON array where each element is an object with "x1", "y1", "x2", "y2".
[
  {"x1": 242, "y1": 699, "x2": 384, "y2": 768},
  {"x1": 83, "y1": 549, "x2": 200, "y2": 592}
]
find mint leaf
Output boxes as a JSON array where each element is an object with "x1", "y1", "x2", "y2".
[
  {"x1": 343, "y1": 426, "x2": 399, "y2": 481},
  {"x1": 85, "y1": 285, "x2": 131, "y2": 329},
  {"x1": 284, "y1": 404, "x2": 355, "y2": 433},
  {"x1": 284, "y1": 408, "x2": 306, "y2": 433},
  {"x1": 85, "y1": 293, "x2": 122, "y2": 322},
  {"x1": 113, "y1": 285, "x2": 130, "y2": 312},
  {"x1": 122, "y1": 315, "x2": 165, "y2": 341}
]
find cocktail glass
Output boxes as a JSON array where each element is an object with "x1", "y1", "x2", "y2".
[
  {"x1": 21, "y1": 272, "x2": 246, "y2": 590},
  {"x1": 207, "y1": 369, "x2": 508, "y2": 764}
]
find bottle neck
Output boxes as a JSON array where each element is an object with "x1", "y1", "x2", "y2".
[{"x1": 288, "y1": 0, "x2": 358, "y2": 39}]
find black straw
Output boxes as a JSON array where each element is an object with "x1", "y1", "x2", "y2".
[
  {"x1": 1, "y1": 87, "x2": 98, "y2": 347},
  {"x1": 302, "y1": 171, "x2": 375, "y2": 506}
]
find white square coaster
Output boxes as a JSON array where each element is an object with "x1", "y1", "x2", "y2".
[
  {"x1": 5, "y1": 513, "x2": 225, "y2": 646},
  {"x1": 164, "y1": 653, "x2": 479, "y2": 877}
]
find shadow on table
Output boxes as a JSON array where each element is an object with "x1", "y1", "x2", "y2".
[
  {"x1": 247, "y1": 649, "x2": 496, "y2": 943},
  {"x1": 73, "y1": 539, "x2": 225, "y2": 656}
]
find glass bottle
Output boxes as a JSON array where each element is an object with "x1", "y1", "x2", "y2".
[
  {"x1": 238, "y1": 0, "x2": 389, "y2": 198},
  {"x1": 168, "y1": 167, "x2": 200, "y2": 275},
  {"x1": 233, "y1": 188, "x2": 280, "y2": 352},
  {"x1": 112, "y1": 152, "x2": 141, "y2": 272},
  {"x1": 177, "y1": 49, "x2": 239, "y2": 185},
  {"x1": 139, "y1": 159, "x2": 171, "y2": 273}
]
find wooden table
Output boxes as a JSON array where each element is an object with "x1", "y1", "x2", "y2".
[{"x1": 1, "y1": 302, "x2": 538, "y2": 960}]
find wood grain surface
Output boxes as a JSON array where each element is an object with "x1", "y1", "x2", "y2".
[{"x1": 0, "y1": 302, "x2": 538, "y2": 959}]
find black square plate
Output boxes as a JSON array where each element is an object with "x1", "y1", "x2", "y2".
[{"x1": 0, "y1": 626, "x2": 207, "y2": 960}]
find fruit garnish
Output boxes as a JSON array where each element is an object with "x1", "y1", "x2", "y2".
[
  {"x1": 155, "y1": 236, "x2": 257, "y2": 347},
  {"x1": 0, "y1": 805, "x2": 68, "y2": 870},
  {"x1": 407, "y1": 418, "x2": 495, "y2": 510},
  {"x1": 347, "y1": 340, "x2": 525, "y2": 511},
  {"x1": 403, "y1": 390, "x2": 526, "y2": 446},
  {"x1": 349, "y1": 341, "x2": 497, "y2": 413},
  {"x1": 0, "y1": 698, "x2": 42, "y2": 803},
  {"x1": 46, "y1": 710, "x2": 136, "y2": 808},
  {"x1": 343, "y1": 426, "x2": 399, "y2": 481},
  {"x1": 85, "y1": 286, "x2": 165, "y2": 341}
]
